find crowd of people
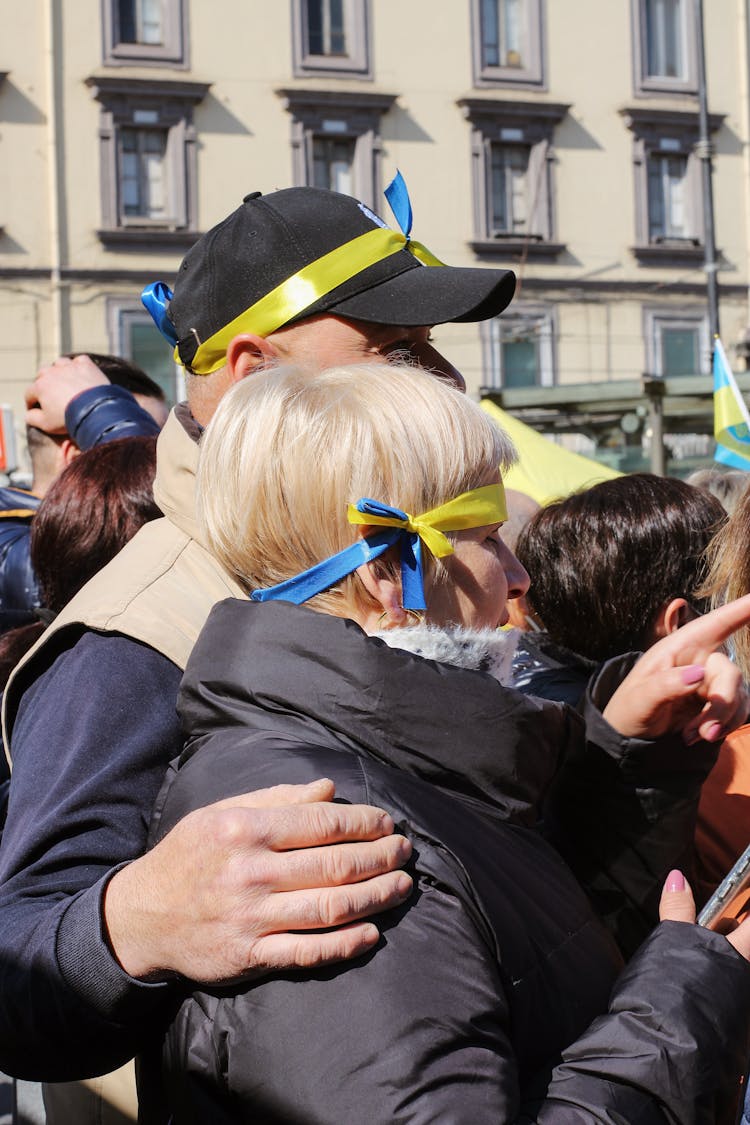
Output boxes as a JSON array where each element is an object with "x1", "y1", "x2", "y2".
[{"x1": 0, "y1": 181, "x2": 749, "y2": 1124}]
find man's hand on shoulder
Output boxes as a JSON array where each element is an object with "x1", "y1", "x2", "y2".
[
  {"x1": 103, "y1": 778, "x2": 413, "y2": 982},
  {"x1": 25, "y1": 355, "x2": 109, "y2": 434}
]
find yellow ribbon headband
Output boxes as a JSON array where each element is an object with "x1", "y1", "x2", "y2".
[
  {"x1": 347, "y1": 482, "x2": 507, "y2": 556},
  {"x1": 179, "y1": 227, "x2": 444, "y2": 376}
]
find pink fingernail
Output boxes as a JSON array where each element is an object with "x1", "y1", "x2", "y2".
[
  {"x1": 681, "y1": 665, "x2": 705, "y2": 685},
  {"x1": 705, "y1": 722, "x2": 723, "y2": 742},
  {"x1": 666, "y1": 869, "x2": 685, "y2": 893}
]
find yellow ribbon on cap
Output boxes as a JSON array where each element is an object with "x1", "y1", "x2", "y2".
[
  {"x1": 181, "y1": 227, "x2": 445, "y2": 376},
  {"x1": 346, "y1": 482, "x2": 508, "y2": 560}
]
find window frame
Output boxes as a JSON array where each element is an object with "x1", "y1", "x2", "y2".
[
  {"x1": 621, "y1": 106, "x2": 723, "y2": 264},
  {"x1": 631, "y1": 0, "x2": 697, "y2": 95},
  {"x1": 276, "y1": 88, "x2": 395, "y2": 210},
  {"x1": 481, "y1": 305, "x2": 556, "y2": 390},
  {"x1": 86, "y1": 75, "x2": 209, "y2": 248},
  {"x1": 291, "y1": 0, "x2": 371, "y2": 78},
  {"x1": 471, "y1": 0, "x2": 545, "y2": 88},
  {"x1": 644, "y1": 307, "x2": 710, "y2": 377},
  {"x1": 102, "y1": 0, "x2": 189, "y2": 68},
  {"x1": 458, "y1": 97, "x2": 567, "y2": 257},
  {"x1": 107, "y1": 297, "x2": 185, "y2": 404}
]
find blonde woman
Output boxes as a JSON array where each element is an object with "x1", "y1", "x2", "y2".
[{"x1": 150, "y1": 363, "x2": 750, "y2": 1123}]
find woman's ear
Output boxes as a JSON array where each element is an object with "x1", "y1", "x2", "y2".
[
  {"x1": 652, "y1": 597, "x2": 696, "y2": 641},
  {"x1": 355, "y1": 547, "x2": 407, "y2": 631}
]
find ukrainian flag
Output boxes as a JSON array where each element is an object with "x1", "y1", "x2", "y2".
[{"x1": 714, "y1": 337, "x2": 750, "y2": 470}]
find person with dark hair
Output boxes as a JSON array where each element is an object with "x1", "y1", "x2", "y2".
[
  {"x1": 511, "y1": 474, "x2": 726, "y2": 706},
  {"x1": 0, "y1": 437, "x2": 160, "y2": 786},
  {"x1": 0, "y1": 354, "x2": 162, "y2": 635}
]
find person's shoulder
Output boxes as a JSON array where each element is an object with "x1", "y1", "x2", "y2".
[{"x1": 0, "y1": 487, "x2": 39, "y2": 521}]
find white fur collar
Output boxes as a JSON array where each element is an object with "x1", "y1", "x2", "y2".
[{"x1": 373, "y1": 624, "x2": 518, "y2": 686}]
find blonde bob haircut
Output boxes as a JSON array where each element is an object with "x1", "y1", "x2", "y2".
[{"x1": 197, "y1": 362, "x2": 516, "y2": 620}]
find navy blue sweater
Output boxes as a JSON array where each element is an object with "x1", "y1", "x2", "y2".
[{"x1": 0, "y1": 631, "x2": 183, "y2": 1079}]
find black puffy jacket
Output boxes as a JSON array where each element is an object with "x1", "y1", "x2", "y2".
[{"x1": 150, "y1": 600, "x2": 750, "y2": 1124}]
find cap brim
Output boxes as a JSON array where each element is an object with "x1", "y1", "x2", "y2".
[{"x1": 326, "y1": 262, "x2": 516, "y2": 327}]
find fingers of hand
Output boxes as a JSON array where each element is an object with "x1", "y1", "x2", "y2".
[
  {"x1": 659, "y1": 869, "x2": 696, "y2": 924},
  {"x1": 664, "y1": 593, "x2": 750, "y2": 655},
  {"x1": 248, "y1": 922, "x2": 381, "y2": 975},
  {"x1": 245, "y1": 834, "x2": 413, "y2": 893},
  {"x1": 212, "y1": 778, "x2": 336, "y2": 812},
  {"x1": 251, "y1": 869, "x2": 413, "y2": 936},
  {"x1": 204, "y1": 797, "x2": 397, "y2": 849},
  {"x1": 681, "y1": 655, "x2": 744, "y2": 744}
]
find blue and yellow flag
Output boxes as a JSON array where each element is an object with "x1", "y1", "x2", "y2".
[{"x1": 714, "y1": 338, "x2": 750, "y2": 471}]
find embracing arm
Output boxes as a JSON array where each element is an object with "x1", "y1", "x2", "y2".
[{"x1": 0, "y1": 634, "x2": 411, "y2": 1080}]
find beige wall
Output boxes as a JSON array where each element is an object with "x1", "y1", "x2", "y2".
[{"x1": 0, "y1": 0, "x2": 747, "y2": 471}]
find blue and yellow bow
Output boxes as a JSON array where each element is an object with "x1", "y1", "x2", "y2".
[{"x1": 251, "y1": 482, "x2": 507, "y2": 611}]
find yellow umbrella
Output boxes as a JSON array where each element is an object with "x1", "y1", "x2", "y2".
[{"x1": 481, "y1": 400, "x2": 621, "y2": 505}]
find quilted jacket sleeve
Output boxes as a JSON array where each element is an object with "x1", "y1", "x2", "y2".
[
  {"x1": 65, "y1": 385, "x2": 161, "y2": 450},
  {"x1": 544, "y1": 654, "x2": 720, "y2": 958}
]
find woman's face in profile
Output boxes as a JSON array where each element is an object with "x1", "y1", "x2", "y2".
[{"x1": 426, "y1": 524, "x2": 530, "y2": 631}]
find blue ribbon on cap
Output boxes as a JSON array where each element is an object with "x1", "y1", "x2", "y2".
[
  {"x1": 384, "y1": 170, "x2": 413, "y2": 239},
  {"x1": 141, "y1": 281, "x2": 179, "y2": 347}
]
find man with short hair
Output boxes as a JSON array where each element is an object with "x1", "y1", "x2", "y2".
[{"x1": 0, "y1": 186, "x2": 516, "y2": 1085}]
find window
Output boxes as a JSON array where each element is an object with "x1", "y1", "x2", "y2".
[
  {"x1": 632, "y1": 0, "x2": 696, "y2": 94},
  {"x1": 102, "y1": 0, "x2": 188, "y2": 66},
  {"x1": 292, "y1": 0, "x2": 371, "y2": 77},
  {"x1": 472, "y1": 0, "x2": 544, "y2": 87},
  {"x1": 645, "y1": 308, "x2": 709, "y2": 377},
  {"x1": 458, "y1": 98, "x2": 567, "y2": 256},
  {"x1": 489, "y1": 144, "x2": 529, "y2": 235},
  {"x1": 108, "y1": 299, "x2": 184, "y2": 405},
  {"x1": 621, "y1": 106, "x2": 723, "y2": 263},
  {"x1": 482, "y1": 307, "x2": 555, "y2": 389},
  {"x1": 647, "y1": 151, "x2": 688, "y2": 241},
  {"x1": 86, "y1": 75, "x2": 210, "y2": 247},
  {"x1": 277, "y1": 89, "x2": 395, "y2": 210},
  {"x1": 312, "y1": 136, "x2": 356, "y2": 195},
  {"x1": 120, "y1": 128, "x2": 168, "y2": 219}
]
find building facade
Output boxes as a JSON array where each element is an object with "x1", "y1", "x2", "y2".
[{"x1": 1, "y1": 0, "x2": 749, "y2": 473}]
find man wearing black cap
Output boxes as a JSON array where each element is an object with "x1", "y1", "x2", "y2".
[{"x1": 0, "y1": 185, "x2": 515, "y2": 1098}]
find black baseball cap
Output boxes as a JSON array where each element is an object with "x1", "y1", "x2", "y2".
[{"x1": 168, "y1": 187, "x2": 516, "y2": 370}]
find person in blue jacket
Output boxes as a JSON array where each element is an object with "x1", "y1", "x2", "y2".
[{"x1": 0, "y1": 353, "x2": 163, "y2": 632}]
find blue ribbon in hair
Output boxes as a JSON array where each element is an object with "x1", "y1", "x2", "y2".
[
  {"x1": 141, "y1": 281, "x2": 179, "y2": 347},
  {"x1": 250, "y1": 499, "x2": 427, "y2": 611}
]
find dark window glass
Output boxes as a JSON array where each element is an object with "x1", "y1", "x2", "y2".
[
  {"x1": 307, "y1": 0, "x2": 347, "y2": 56},
  {"x1": 502, "y1": 333, "x2": 538, "y2": 386},
  {"x1": 661, "y1": 326, "x2": 699, "y2": 375}
]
